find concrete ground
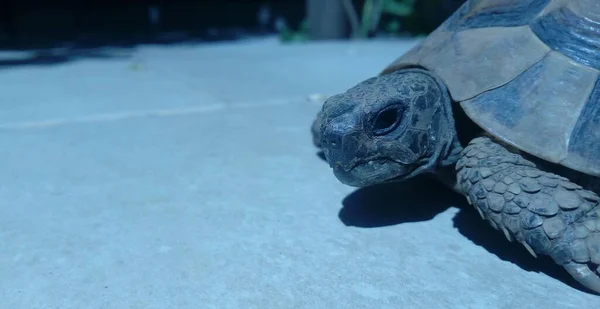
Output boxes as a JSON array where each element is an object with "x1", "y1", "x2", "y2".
[{"x1": 0, "y1": 36, "x2": 597, "y2": 309}]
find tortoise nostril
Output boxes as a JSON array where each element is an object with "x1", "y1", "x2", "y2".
[
  {"x1": 322, "y1": 134, "x2": 343, "y2": 149},
  {"x1": 320, "y1": 112, "x2": 361, "y2": 149}
]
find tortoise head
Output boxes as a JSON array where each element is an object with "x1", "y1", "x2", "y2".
[{"x1": 317, "y1": 68, "x2": 456, "y2": 187}]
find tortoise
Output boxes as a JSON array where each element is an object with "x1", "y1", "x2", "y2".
[{"x1": 311, "y1": 0, "x2": 600, "y2": 294}]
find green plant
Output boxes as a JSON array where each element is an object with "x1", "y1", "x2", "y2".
[
  {"x1": 277, "y1": 19, "x2": 311, "y2": 43},
  {"x1": 343, "y1": 0, "x2": 416, "y2": 38},
  {"x1": 277, "y1": 0, "x2": 417, "y2": 43}
]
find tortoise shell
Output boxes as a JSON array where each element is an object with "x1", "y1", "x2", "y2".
[{"x1": 380, "y1": 0, "x2": 600, "y2": 176}]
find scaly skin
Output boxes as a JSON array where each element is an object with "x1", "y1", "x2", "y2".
[{"x1": 456, "y1": 136, "x2": 600, "y2": 293}]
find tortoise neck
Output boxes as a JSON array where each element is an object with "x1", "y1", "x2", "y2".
[
  {"x1": 439, "y1": 137, "x2": 463, "y2": 166},
  {"x1": 424, "y1": 70, "x2": 464, "y2": 169}
]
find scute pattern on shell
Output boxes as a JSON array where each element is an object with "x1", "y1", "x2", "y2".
[{"x1": 381, "y1": 0, "x2": 600, "y2": 177}]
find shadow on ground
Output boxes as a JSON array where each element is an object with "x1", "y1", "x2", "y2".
[
  {"x1": 0, "y1": 30, "x2": 269, "y2": 70},
  {"x1": 0, "y1": 48, "x2": 134, "y2": 68},
  {"x1": 338, "y1": 176, "x2": 455, "y2": 227},
  {"x1": 335, "y1": 172, "x2": 590, "y2": 294}
]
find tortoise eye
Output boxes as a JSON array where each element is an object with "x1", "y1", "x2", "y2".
[{"x1": 372, "y1": 104, "x2": 404, "y2": 136}]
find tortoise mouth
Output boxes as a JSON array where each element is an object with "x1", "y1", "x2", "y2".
[{"x1": 332, "y1": 158, "x2": 410, "y2": 187}]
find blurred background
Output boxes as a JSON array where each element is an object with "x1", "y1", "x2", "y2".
[{"x1": 0, "y1": 0, "x2": 465, "y2": 50}]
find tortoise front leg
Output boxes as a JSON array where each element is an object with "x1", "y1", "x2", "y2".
[{"x1": 456, "y1": 136, "x2": 600, "y2": 294}]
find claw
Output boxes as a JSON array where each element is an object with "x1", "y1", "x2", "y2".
[
  {"x1": 564, "y1": 262, "x2": 600, "y2": 294},
  {"x1": 501, "y1": 227, "x2": 513, "y2": 242},
  {"x1": 466, "y1": 196, "x2": 485, "y2": 218},
  {"x1": 475, "y1": 206, "x2": 484, "y2": 219},
  {"x1": 520, "y1": 241, "x2": 537, "y2": 258}
]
